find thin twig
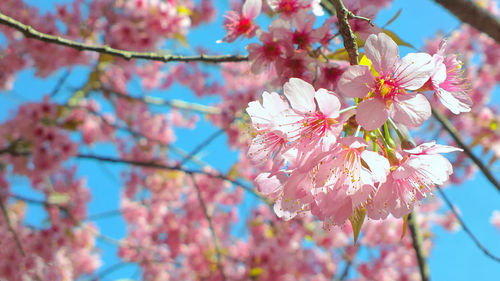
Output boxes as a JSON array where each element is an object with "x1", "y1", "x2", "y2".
[
  {"x1": 0, "y1": 12, "x2": 248, "y2": 64},
  {"x1": 408, "y1": 212, "x2": 430, "y2": 281},
  {"x1": 190, "y1": 174, "x2": 226, "y2": 281},
  {"x1": 432, "y1": 108, "x2": 500, "y2": 194},
  {"x1": 179, "y1": 128, "x2": 226, "y2": 166},
  {"x1": 0, "y1": 199, "x2": 25, "y2": 256},
  {"x1": 436, "y1": 186, "x2": 500, "y2": 263},
  {"x1": 338, "y1": 246, "x2": 358, "y2": 281},
  {"x1": 75, "y1": 153, "x2": 269, "y2": 203},
  {"x1": 50, "y1": 69, "x2": 71, "y2": 97}
]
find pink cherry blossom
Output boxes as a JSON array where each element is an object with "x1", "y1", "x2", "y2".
[
  {"x1": 268, "y1": 0, "x2": 323, "y2": 17},
  {"x1": 219, "y1": 0, "x2": 262, "y2": 43},
  {"x1": 338, "y1": 33, "x2": 434, "y2": 131},
  {"x1": 491, "y1": 210, "x2": 500, "y2": 234},
  {"x1": 279, "y1": 78, "x2": 345, "y2": 150},
  {"x1": 311, "y1": 136, "x2": 390, "y2": 227},
  {"x1": 367, "y1": 141, "x2": 462, "y2": 219},
  {"x1": 428, "y1": 41, "x2": 473, "y2": 114},
  {"x1": 246, "y1": 91, "x2": 290, "y2": 169}
]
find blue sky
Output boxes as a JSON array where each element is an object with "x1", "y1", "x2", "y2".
[{"x1": 2, "y1": 0, "x2": 500, "y2": 280}]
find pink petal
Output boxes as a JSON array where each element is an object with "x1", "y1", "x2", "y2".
[
  {"x1": 366, "y1": 181, "x2": 394, "y2": 220},
  {"x1": 315, "y1": 89, "x2": 340, "y2": 118},
  {"x1": 274, "y1": 198, "x2": 301, "y2": 221},
  {"x1": 242, "y1": 0, "x2": 262, "y2": 19},
  {"x1": 255, "y1": 172, "x2": 283, "y2": 195},
  {"x1": 391, "y1": 93, "x2": 431, "y2": 127},
  {"x1": 431, "y1": 56, "x2": 447, "y2": 85},
  {"x1": 361, "y1": 150, "x2": 389, "y2": 183},
  {"x1": 364, "y1": 33, "x2": 399, "y2": 74},
  {"x1": 394, "y1": 53, "x2": 433, "y2": 90},
  {"x1": 246, "y1": 100, "x2": 270, "y2": 130},
  {"x1": 356, "y1": 98, "x2": 389, "y2": 131},
  {"x1": 405, "y1": 142, "x2": 462, "y2": 154},
  {"x1": 284, "y1": 78, "x2": 317, "y2": 114},
  {"x1": 435, "y1": 88, "x2": 472, "y2": 114},
  {"x1": 262, "y1": 91, "x2": 289, "y2": 114},
  {"x1": 337, "y1": 65, "x2": 374, "y2": 98}
]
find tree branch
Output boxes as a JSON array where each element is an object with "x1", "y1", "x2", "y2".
[
  {"x1": 436, "y1": 186, "x2": 500, "y2": 263},
  {"x1": 408, "y1": 212, "x2": 430, "y2": 281},
  {"x1": 331, "y1": 0, "x2": 360, "y2": 65},
  {"x1": 431, "y1": 108, "x2": 500, "y2": 194},
  {"x1": 433, "y1": 0, "x2": 500, "y2": 45},
  {"x1": 189, "y1": 174, "x2": 226, "y2": 281},
  {"x1": 0, "y1": 12, "x2": 248, "y2": 64},
  {"x1": 0, "y1": 199, "x2": 25, "y2": 256},
  {"x1": 102, "y1": 88, "x2": 221, "y2": 115}
]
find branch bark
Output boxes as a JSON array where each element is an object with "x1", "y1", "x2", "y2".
[
  {"x1": 432, "y1": 108, "x2": 500, "y2": 194},
  {"x1": 331, "y1": 0, "x2": 359, "y2": 65},
  {"x1": 0, "y1": 12, "x2": 248, "y2": 64},
  {"x1": 408, "y1": 213, "x2": 430, "y2": 281},
  {"x1": 190, "y1": 174, "x2": 226, "y2": 281},
  {"x1": 434, "y1": 0, "x2": 500, "y2": 45}
]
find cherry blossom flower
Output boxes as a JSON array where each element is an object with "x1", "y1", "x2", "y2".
[
  {"x1": 268, "y1": 0, "x2": 323, "y2": 17},
  {"x1": 279, "y1": 78, "x2": 345, "y2": 151},
  {"x1": 338, "y1": 33, "x2": 434, "y2": 131},
  {"x1": 219, "y1": 0, "x2": 262, "y2": 43},
  {"x1": 428, "y1": 41, "x2": 472, "y2": 114},
  {"x1": 490, "y1": 210, "x2": 500, "y2": 234},
  {"x1": 367, "y1": 141, "x2": 462, "y2": 219},
  {"x1": 246, "y1": 91, "x2": 290, "y2": 169},
  {"x1": 311, "y1": 136, "x2": 390, "y2": 226}
]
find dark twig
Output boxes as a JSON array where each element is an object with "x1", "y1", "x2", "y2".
[
  {"x1": 190, "y1": 174, "x2": 226, "y2": 281},
  {"x1": 75, "y1": 153, "x2": 269, "y2": 203},
  {"x1": 179, "y1": 128, "x2": 226, "y2": 166},
  {"x1": 436, "y1": 186, "x2": 500, "y2": 263},
  {"x1": 50, "y1": 70, "x2": 71, "y2": 97},
  {"x1": 432, "y1": 108, "x2": 500, "y2": 194},
  {"x1": 0, "y1": 12, "x2": 248, "y2": 64},
  {"x1": 408, "y1": 212, "x2": 430, "y2": 281}
]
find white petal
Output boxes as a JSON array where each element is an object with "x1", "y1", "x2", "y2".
[{"x1": 284, "y1": 78, "x2": 316, "y2": 114}]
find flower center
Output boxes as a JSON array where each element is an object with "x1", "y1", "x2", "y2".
[{"x1": 376, "y1": 78, "x2": 405, "y2": 100}]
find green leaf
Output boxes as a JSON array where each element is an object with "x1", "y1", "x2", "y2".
[
  {"x1": 401, "y1": 214, "x2": 409, "y2": 239},
  {"x1": 381, "y1": 29, "x2": 415, "y2": 49},
  {"x1": 328, "y1": 48, "x2": 350, "y2": 61},
  {"x1": 383, "y1": 9, "x2": 402, "y2": 28},
  {"x1": 250, "y1": 267, "x2": 264, "y2": 278},
  {"x1": 349, "y1": 207, "x2": 366, "y2": 244},
  {"x1": 47, "y1": 192, "x2": 70, "y2": 205}
]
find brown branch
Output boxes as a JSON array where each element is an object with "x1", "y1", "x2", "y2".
[
  {"x1": 436, "y1": 186, "x2": 500, "y2": 263},
  {"x1": 190, "y1": 174, "x2": 226, "y2": 281},
  {"x1": 408, "y1": 212, "x2": 430, "y2": 281},
  {"x1": 431, "y1": 108, "x2": 500, "y2": 194},
  {"x1": 0, "y1": 12, "x2": 248, "y2": 64},
  {"x1": 433, "y1": 0, "x2": 500, "y2": 45},
  {"x1": 0, "y1": 199, "x2": 25, "y2": 256},
  {"x1": 331, "y1": 0, "x2": 359, "y2": 65}
]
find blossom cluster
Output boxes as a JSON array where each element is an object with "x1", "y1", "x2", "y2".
[
  {"x1": 247, "y1": 32, "x2": 468, "y2": 227},
  {"x1": 1, "y1": 0, "x2": 499, "y2": 280}
]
